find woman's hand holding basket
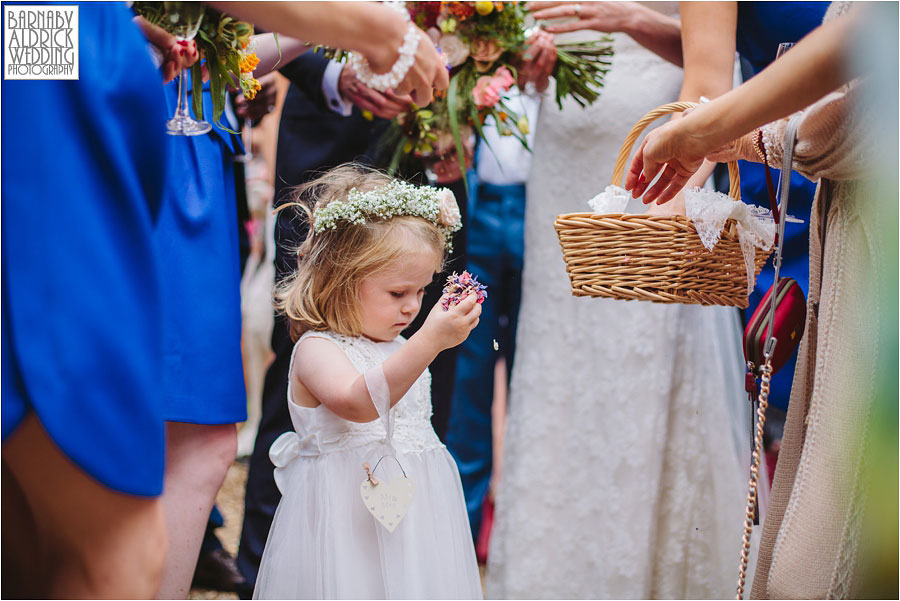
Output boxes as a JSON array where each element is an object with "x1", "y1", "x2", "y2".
[{"x1": 624, "y1": 119, "x2": 708, "y2": 205}]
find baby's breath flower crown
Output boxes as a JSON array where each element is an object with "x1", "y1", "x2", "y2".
[{"x1": 313, "y1": 180, "x2": 463, "y2": 251}]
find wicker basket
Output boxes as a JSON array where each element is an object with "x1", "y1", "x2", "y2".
[{"x1": 554, "y1": 102, "x2": 771, "y2": 308}]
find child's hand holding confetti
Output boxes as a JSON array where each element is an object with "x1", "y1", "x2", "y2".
[{"x1": 441, "y1": 271, "x2": 488, "y2": 311}]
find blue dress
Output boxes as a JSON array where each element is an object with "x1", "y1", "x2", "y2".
[
  {"x1": 736, "y1": 1, "x2": 829, "y2": 410},
  {"x1": 159, "y1": 80, "x2": 247, "y2": 424},
  {"x1": 2, "y1": 3, "x2": 168, "y2": 496}
]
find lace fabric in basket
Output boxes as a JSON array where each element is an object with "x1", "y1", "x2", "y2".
[
  {"x1": 683, "y1": 188, "x2": 776, "y2": 293},
  {"x1": 588, "y1": 185, "x2": 632, "y2": 214}
]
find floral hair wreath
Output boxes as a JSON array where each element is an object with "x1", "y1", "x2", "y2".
[{"x1": 312, "y1": 180, "x2": 463, "y2": 251}]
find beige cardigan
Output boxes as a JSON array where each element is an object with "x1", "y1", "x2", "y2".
[{"x1": 749, "y1": 66, "x2": 882, "y2": 601}]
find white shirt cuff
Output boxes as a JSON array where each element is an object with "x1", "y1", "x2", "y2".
[{"x1": 322, "y1": 61, "x2": 354, "y2": 117}]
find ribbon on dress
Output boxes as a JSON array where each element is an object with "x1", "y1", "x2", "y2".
[
  {"x1": 364, "y1": 365, "x2": 394, "y2": 455},
  {"x1": 361, "y1": 365, "x2": 415, "y2": 533},
  {"x1": 270, "y1": 431, "x2": 301, "y2": 494}
]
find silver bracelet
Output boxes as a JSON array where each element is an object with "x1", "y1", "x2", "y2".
[{"x1": 348, "y1": 10, "x2": 419, "y2": 93}]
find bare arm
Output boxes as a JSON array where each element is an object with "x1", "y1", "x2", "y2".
[
  {"x1": 708, "y1": 88, "x2": 867, "y2": 182},
  {"x1": 532, "y1": 1, "x2": 683, "y2": 67},
  {"x1": 624, "y1": 3, "x2": 683, "y2": 67},
  {"x1": 251, "y1": 33, "x2": 310, "y2": 77},
  {"x1": 296, "y1": 295, "x2": 481, "y2": 423},
  {"x1": 625, "y1": 7, "x2": 864, "y2": 203},
  {"x1": 672, "y1": 2, "x2": 738, "y2": 193},
  {"x1": 207, "y1": 2, "x2": 405, "y2": 71},
  {"x1": 295, "y1": 333, "x2": 440, "y2": 423},
  {"x1": 678, "y1": 2, "x2": 736, "y2": 103},
  {"x1": 206, "y1": 1, "x2": 449, "y2": 104}
]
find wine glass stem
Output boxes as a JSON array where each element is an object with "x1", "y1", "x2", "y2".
[{"x1": 175, "y1": 68, "x2": 190, "y2": 120}]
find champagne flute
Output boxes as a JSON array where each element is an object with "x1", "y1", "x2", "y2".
[
  {"x1": 165, "y1": 2, "x2": 211, "y2": 136},
  {"x1": 775, "y1": 42, "x2": 794, "y2": 60},
  {"x1": 772, "y1": 42, "x2": 804, "y2": 222}
]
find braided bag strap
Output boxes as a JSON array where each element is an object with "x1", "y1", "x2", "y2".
[{"x1": 736, "y1": 113, "x2": 802, "y2": 599}]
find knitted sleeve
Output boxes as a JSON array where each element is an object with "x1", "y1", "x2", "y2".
[{"x1": 762, "y1": 83, "x2": 868, "y2": 182}]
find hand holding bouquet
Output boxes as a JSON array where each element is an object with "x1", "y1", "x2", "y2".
[
  {"x1": 385, "y1": 1, "x2": 613, "y2": 178},
  {"x1": 133, "y1": 2, "x2": 260, "y2": 131}
]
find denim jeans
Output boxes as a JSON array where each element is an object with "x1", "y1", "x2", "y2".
[{"x1": 446, "y1": 180, "x2": 525, "y2": 539}]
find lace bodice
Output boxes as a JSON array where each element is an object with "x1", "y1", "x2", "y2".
[{"x1": 283, "y1": 331, "x2": 443, "y2": 456}]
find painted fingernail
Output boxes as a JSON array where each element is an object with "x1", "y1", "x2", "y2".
[{"x1": 639, "y1": 174, "x2": 646, "y2": 183}]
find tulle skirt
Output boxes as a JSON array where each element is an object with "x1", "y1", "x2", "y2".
[{"x1": 254, "y1": 445, "x2": 482, "y2": 599}]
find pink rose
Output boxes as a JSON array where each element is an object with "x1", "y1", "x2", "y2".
[
  {"x1": 491, "y1": 66, "x2": 515, "y2": 91},
  {"x1": 472, "y1": 76, "x2": 501, "y2": 108},
  {"x1": 436, "y1": 189, "x2": 461, "y2": 228}
]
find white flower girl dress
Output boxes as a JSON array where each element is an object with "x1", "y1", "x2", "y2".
[{"x1": 253, "y1": 330, "x2": 482, "y2": 599}]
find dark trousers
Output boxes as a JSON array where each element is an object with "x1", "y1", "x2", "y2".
[{"x1": 445, "y1": 181, "x2": 525, "y2": 540}]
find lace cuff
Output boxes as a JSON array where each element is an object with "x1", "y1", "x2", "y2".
[{"x1": 761, "y1": 86, "x2": 865, "y2": 182}]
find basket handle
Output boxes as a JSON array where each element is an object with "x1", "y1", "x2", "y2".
[{"x1": 610, "y1": 101, "x2": 741, "y2": 201}]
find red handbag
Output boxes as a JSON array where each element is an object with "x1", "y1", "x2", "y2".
[
  {"x1": 743, "y1": 277, "x2": 806, "y2": 378},
  {"x1": 742, "y1": 127, "x2": 807, "y2": 388}
]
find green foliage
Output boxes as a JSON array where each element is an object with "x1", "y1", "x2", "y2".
[
  {"x1": 132, "y1": 2, "x2": 253, "y2": 132},
  {"x1": 552, "y1": 38, "x2": 615, "y2": 110}
]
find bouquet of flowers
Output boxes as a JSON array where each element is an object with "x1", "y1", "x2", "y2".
[
  {"x1": 133, "y1": 1, "x2": 260, "y2": 130},
  {"x1": 383, "y1": 1, "x2": 614, "y2": 176}
]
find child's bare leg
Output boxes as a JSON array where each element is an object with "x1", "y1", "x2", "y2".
[
  {"x1": 3, "y1": 413, "x2": 168, "y2": 598},
  {"x1": 156, "y1": 422, "x2": 237, "y2": 599}
]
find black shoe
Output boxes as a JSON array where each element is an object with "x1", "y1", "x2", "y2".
[{"x1": 192, "y1": 548, "x2": 248, "y2": 593}]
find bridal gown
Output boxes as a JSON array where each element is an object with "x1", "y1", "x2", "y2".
[{"x1": 486, "y1": 6, "x2": 751, "y2": 598}]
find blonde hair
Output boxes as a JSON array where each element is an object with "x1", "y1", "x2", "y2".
[{"x1": 275, "y1": 164, "x2": 447, "y2": 341}]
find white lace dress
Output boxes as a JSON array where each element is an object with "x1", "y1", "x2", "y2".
[
  {"x1": 254, "y1": 331, "x2": 482, "y2": 599},
  {"x1": 486, "y1": 6, "x2": 751, "y2": 599}
]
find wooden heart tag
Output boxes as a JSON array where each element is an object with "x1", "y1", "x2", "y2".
[{"x1": 360, "y1": 476, "x2": 415, "y2": 533}]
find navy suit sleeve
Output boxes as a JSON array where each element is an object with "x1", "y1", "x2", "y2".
[{"x1": 278, "y1": 52, "x2": 331, "y2": 112}]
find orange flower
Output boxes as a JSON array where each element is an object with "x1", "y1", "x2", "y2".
[
  {"x1": 244, "y1": 78, "x2": 262, "y2": 100},
  {"x1": 445, "y1": 1, "x2": 475, "y2": 20},
  {"x1": 239, "y1": 53, "x2": 259, "y2": 74}
]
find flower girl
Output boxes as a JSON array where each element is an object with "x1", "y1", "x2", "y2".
[{"x1": 253, "y1": 165, "x2": 483, "y2": 599}]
